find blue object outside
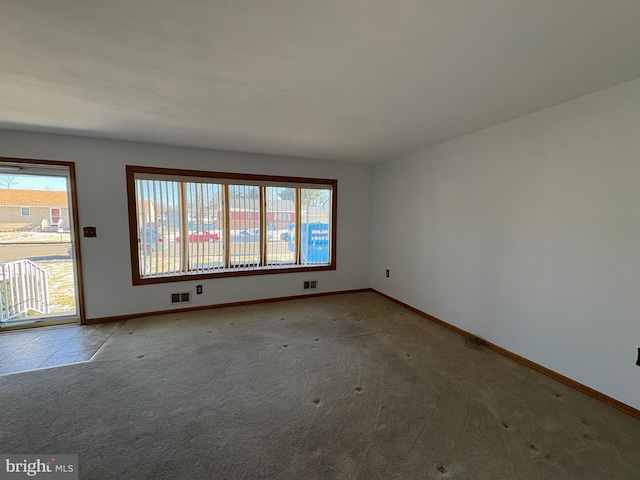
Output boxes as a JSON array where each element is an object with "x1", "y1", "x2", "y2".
[{"x1": 288, "y1": 223, "x2": 330, "y2": 263}]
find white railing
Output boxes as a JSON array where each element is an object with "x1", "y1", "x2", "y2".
[{"x1": 0, "y1": 260, "x2": 50, "y2": 324}]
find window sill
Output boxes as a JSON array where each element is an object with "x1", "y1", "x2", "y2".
[{"x1": 133, "y1": 263, "x2": 336, "y2": 285}]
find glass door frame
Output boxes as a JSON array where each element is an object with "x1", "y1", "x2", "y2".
[{"x1": 0, "y1": 156, "x2": 85, "y2": 326}]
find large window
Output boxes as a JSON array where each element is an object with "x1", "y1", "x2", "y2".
[{"x1": 126, "y1": 166, "x2": 336, "y2": 284}]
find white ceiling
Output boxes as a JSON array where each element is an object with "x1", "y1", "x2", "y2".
[{"x1": 2, "y1": 1, "x2": 640, "y2": 164}]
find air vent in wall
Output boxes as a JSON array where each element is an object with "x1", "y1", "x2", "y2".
[{"x1": 171, "y1": 292, "x2": 192, "y2": 304}]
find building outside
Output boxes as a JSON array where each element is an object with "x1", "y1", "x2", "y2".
[{"x1": 0, "y1": 189, "x2": 70, "y2": 231}]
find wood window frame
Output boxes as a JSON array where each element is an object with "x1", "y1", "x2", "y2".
[{"x1": 126, "y1": 165, "x2": 337, "y2": 285}]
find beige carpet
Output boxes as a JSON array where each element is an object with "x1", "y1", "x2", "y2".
[{"x1": 2, "y1": 292, "x2": 639, "y2": 479}]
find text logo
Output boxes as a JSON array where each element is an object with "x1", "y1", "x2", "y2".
[{"x1": 0, "y1": 455, "x2": 77, "y2": 480}]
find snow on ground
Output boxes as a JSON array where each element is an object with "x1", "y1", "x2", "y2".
[
  {"x1": 34, "y1": 260, "x2": 76, "y2": 315},
  {"x1": 0, "y1": 231, "x2": 72, "y2": 243}
]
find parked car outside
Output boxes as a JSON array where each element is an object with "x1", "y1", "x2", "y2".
[
  {"x1": 228, "y1": 228, "x2": 274, "y2": 242},
  {"x1": 175, "y1": 230, "x2": 220, "y2": 243},
  {"x1": 229, "y1": 228, "x2": 259, "y2": 243},
  {"x1": 272, "y1": 224, "x2": 293, "y2": 241},
  {"x1": 139, "y1": 226, "x2": 160, "y2": 254}
]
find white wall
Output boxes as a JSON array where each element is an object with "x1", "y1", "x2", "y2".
[
  {"x1": 372, "y1": 77, "x2": 640, "y2": 410},
  {"x1": 0, "y1": 130, "x2": 372, "y2": 319}
]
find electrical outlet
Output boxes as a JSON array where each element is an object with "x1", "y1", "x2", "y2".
[
  {"x1": 385, "y1": 269, "x2": 390, "y2": 278},
  {"x1": 196, "y1": 285, "x2": 203, "y2": 294},
  {"x1": 636, "y1": 347, "x2": 640, "y2": 366},
  {"x1": 303, "y1": 280, "x2": 318, "y2": 290}
]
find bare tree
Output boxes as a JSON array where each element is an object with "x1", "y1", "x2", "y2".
[{"x1": 0, "y1": 175, "x2": 18, "y2": 188}]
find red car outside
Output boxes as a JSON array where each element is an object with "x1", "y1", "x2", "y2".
[{"x1": 175, "y1": 231, "x2": 220, "y2": 243}]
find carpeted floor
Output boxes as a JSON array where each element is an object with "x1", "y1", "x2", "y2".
[{"x1": 1, "y1": 291, "x2": 639, "y2": 479}]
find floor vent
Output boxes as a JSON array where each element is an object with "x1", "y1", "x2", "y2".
[
  {"x1": 171, "y1": 292, "x2": 192, "y2": 304},
  {"x1": 303, "y1": 280, "x2": 318, "y2": 290}
]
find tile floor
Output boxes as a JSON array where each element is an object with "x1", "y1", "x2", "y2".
[{"x1": 0, "y1": 322, "x2": 122, "y2": 375}]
